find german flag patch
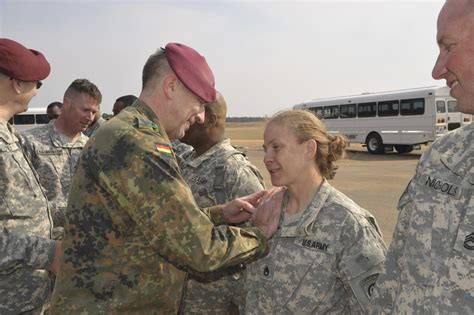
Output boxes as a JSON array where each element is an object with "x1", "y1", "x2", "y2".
[{"x1": 155, "y1": 143, "x2": 172, "y2": 154}]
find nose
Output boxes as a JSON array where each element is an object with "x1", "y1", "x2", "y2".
[
  {"x1": 195, "y1": 108, "x2": 205, "y2": 124},
  {"x1": 432, "y1": 52, "x2": 447, "y2": 80},
  {"x1": 263, "y1": 149, "x2": 273, "y2": 165}
]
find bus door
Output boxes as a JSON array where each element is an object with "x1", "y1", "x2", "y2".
[
  {"x1": 447, "y1": 100, "x2": 462, "y2": 131},
  {"x1": 436, "y1": 99, "x2": 448, "y2": 136}
]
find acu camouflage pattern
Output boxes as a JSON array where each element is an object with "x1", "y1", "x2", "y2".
[
  {"x1": 84, "y1": 117, "x2": 106, "y2": 137},
  {"x1": 180, "y1": 138, "x2": 265, "y2": 314},
  {"x1": 0, "y1": 121, "x2": 55, "y2": 314},
  {"x1": 21, "y1": 121, "x2": 88, "y2": 239},
  {"x1": 372, "y1": 122, "x2": 474, "y2": 314},
  {"x1": 50, "y1": 100, "x2": 268, "y2": 314},
  {"x1": 246, "y1": 180, "x2": 387, "y2": 314}
]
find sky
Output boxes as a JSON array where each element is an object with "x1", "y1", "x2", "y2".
[{"x1": 0, "y1": 0, "x2": 445, "y2": 117}]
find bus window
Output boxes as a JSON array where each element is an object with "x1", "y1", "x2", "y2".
[
  {"x1": 340, "y1": 104, "x2": 356, "y2": 118},
  {"x1": 436, "y1": 100, "x2": 446, "y2": 113},
  {"x1": 13, "y1": 114, "x2": 35, "y2": 125},
  {"x1": 378, "y1": 100, "x2": 399, "y2": 116},
  {"x1": 400, "y1": 98, "x2": 425, "y2": 116},
  {"x1": 447, "y1": 100, "x2": 458, "y2": 112},
  {"x1": 315, "y1": 107, "x2": 323, "y2": 118},
  {"x1": 324, "y1": 105, "x2": 339, "y2": 119},
  {"x1": 35, "y1": 114, "x2": 49, "y2": 124},
  {"x1": 357, "y1": 102, "x2": 376, "y2": 117}
]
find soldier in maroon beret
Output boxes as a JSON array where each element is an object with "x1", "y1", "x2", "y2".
[
  {"x1": 0, "y1": 38, "x2": 61, "y2": 314},
  {"x1": 51, "y1": 43, "x2": 282, "y2": 313}
]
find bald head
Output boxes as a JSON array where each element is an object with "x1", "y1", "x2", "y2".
[
  {"x1": 180, "y1": 91, "x2": 228, "y2": 155},
  {"x1": 205, "y1": 91, "x2": 227, "y2": 127},
  {"x1": 433, "y1": 0, "x2": 474, "y2": 114}
]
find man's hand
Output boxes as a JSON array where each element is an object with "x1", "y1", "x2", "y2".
[
  {"x1": 252, "y1": 187, "x2": 285, "y2": 239},
  {"x1": 49, "y1": 240, "x2": 62, "y2": 275},
  {"x1": 222, "y1": 190, "x2": 267, "y2": 223}
]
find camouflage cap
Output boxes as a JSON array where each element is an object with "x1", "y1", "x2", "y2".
[
  {"x1": 165, "y1": 42, "x2": 216, "y2": 103},
  {"x1": 0, "y1": 38, "x2": 50, "y2": 81}
]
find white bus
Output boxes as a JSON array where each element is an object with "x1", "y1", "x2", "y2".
[
  {"x1": 8, "y1": 107, "x2": 49, "y2": 132},
  {"x1": 294, "y1": 86, "x2": 471, "y2": 154}
]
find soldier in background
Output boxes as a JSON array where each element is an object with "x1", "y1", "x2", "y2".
[
  {"x1": 372, "y1": 0, "x2": 474, "y2": 313},
  {"x1": 113, "y1": 94, "x2": 138, "y2": 116},
  {"x1": 0, "y1": 38, "x2": 61, "y2": 314},
  {"x1": 180, "y1": 92, "x2": 265, "y2": 315},
  {"x1": 50, "y1": 42, "x2": 282, "y2": 314},
  {"x1": 47, "y1": 101, "x2": 62, "y2": 121},
  {"x1": 21, "y1": 79, "x2": 101, "y2": 239},
  {"x1": 84, "y1": 108, "x2": 106, "y2": 136}
]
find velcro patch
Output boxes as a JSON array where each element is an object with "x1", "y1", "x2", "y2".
[
  {"x1": 296, "y1": 238, "x2": 330, "y2": 252},
  {"x1": 155, "y1": 143, "x2": 172, "y2": 154},
  {"x1": 360, "y1": 273, "x2": 379, "y2": 298},
  {"x1": 37, "y1": 149, "x2": 62, "y2": 155},
  {"x1": 418, "y1": 175, "x2": 461, "y2": 199}
]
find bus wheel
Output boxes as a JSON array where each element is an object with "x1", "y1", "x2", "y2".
[
  {"x1": 394, "y1": 145, "x2": 413, "y2": 154},
  {"x1": 366, "y1": 133, "x2": 385, "y2": 154}
]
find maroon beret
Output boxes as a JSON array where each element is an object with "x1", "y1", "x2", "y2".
[
  {"x1": 0, "y1": 38, "x2": 50, "y2": 81},
  {"x1": 165, "y1": 43, "x2": 216, "y2": 103}
]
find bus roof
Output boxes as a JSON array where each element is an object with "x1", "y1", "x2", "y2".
[
  {"x1": 16, "y1": 107, "x2": 47, "y2": 115},
  {"x1": 295, "y1": 86, "x2": 452, "y2": 108}
]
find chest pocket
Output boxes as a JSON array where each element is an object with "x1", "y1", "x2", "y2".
[
  {"x1": 35, "y1": 148, "x2": 69, "y2": 192},
  {"x1": 0, "y1": 143, "x2": 42, "y2": 218}
]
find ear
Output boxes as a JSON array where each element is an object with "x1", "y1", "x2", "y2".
[
  {"x1": 306, "y1": 139, "x2": 317, "y2": 159},
  {"x1": 162, "y1": 74, "x2": 179, "y2": 100},
  {"x1": 207, "y1": 112, "x2": 218, "y2": 127},
  {"x1": 10, "y1": 78, "x2": 22, "y2": 94}
]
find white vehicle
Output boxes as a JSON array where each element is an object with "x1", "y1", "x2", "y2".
[
  {"x1": 294, "y1": 86, "x2": 471, "y2": 154},
  {"x1": 8, "y1": 107, "x2": 49, "y2": 132}
]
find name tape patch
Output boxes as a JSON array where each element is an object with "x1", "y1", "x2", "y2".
[
  {"x1": 419, "y1": 175, "x2": 461, "y2": 199},
  {"x1": 298, "y1": 238, "x2": 329, "y2": 252}
]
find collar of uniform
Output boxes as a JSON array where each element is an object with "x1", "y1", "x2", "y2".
[
  {"x1": 49, "y1": 120, "x2": 88, "y2": 148},
  {"x1": 183, "y1": 138, "x2": 231, "y2": 168},
  {"x1": 277, "y1": 179, "x2": 332, "y2": 237},
  {"x1": 0, "y1": 120, "x2": 16, "y2": 144},
  {"x1": 132, "y1": 99, "x2": 162, "y2": 129},
  {"x1": 438, "y1": 122, "x2": 474, "y2": 184}
]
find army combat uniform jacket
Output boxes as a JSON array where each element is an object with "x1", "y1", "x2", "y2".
[
  {"x1": 246, "y1": 180, "x2": 387, "y2": 314},
  {"x1": 21, "y1": 121, "x2": 88, "y2": 238},
  {"x1": 0, "y1": 121, "x2": 55, "y2": 314},
  {"x1": 50, "y1": 100, "x2": 268, "y2": 314},
  {"x1": 373, "y1": 122, "x2": 474, "y2": 314},
  {"x1": 180, "y1": 139, "x2": 265, "y2": 314}
]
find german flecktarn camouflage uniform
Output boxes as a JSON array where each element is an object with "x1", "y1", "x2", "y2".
[
  {"x1": 21, "y1": 121, "x2": 88, "y2": 239},
  {"x1": 180, "y1": 139, "x2": 265, "y2": 314},
  {"x1": 372, "y1": 122, "x2": 473, "y2": 314},
  {"x1": 0, "y1": 120, "x2": 55, "y2": 314},
  {"x1": 246, "y1": 179, "x2": 386, "y2": 314},
  {"x1": 50, "y1": 100, "x2": 268, "y2": 314}
]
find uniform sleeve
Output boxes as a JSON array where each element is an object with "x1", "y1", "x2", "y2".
[
  {"x1": 370, "y1": 149, "x2": 430, "y2": 314},
  {"x1": 17, "y1": 133, "x2": 35, "y2": 163},
  {"x1": 338, "y1": 210, "x2": 387, "y2": 313},
  {"x1": 98, "y1": 136, "x2": 268, "y2": 273},
  {"x1": 225, "y1": 159, "x2": 265, "y2": 201},
  {"x1": 0, "y1": 227, "x2": 56, "y2": 273}
]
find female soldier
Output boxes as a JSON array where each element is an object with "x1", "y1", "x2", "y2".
[{"x1": 246, "y1": 109, "x2": 386, "y2": 314}]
